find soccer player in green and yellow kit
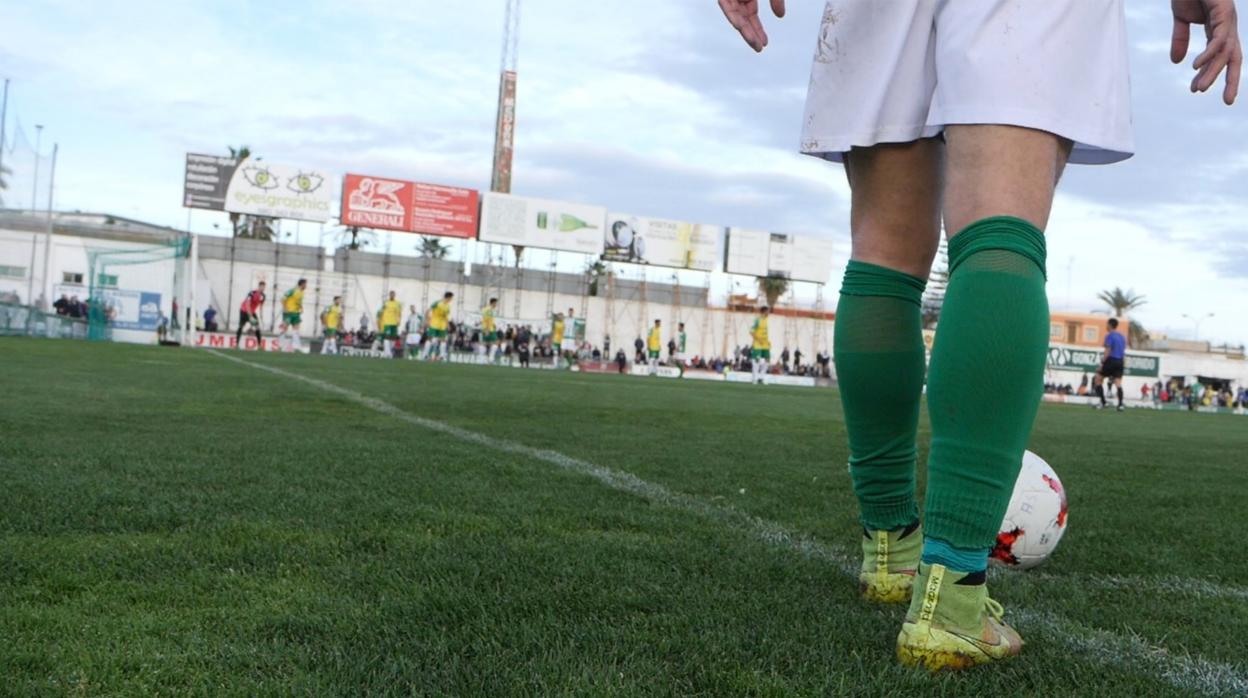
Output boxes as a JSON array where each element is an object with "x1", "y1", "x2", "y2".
[
  {"x1": 279, "y1": 278, "x2": 307, "y2": 352},
  {"x1": 647, "y1": 319, "x2": 662, "y2": 375},
  {"x1": 320, "y1": 295, "x2": 343, "y2": 355},
  {"x1": 481, "y1": 297, "x2": 500, "y2": 364},
  {"x1": 378, "y1": 290, "x2": 402, "y2": 356},
  {"x1": 749, "y1": 306, "x2": 770, "y2": 384},
  {"x1": 421, "y1": 291, "x2": 454, "y2": 361},
  {"x1": 549, "y1": 313, "x2": 567, "y2": 368}
]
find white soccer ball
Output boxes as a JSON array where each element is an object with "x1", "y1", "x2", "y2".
[{"x1": 989, "y1": 450, "x2": 1069, "y2": 570}]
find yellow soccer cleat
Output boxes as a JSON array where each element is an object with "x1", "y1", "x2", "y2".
[
  {"x1": 897, "y1": 563, "x2": 1023, "y2": 670},
  {"x1": 859, "y1": 523, "x2": 921, "y2": 604}
]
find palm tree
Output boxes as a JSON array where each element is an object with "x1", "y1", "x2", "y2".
[
  {"x1": 1096, "y1": 287, "x2": 1147, "y2": 317},
  {"x1": 335, "y1": 225, "x2": 376, "y2": 251},
  {"x1": 586, "y1": 259, "x2": 607, "y2": 296},
  {"x1": 0, "y1": 162, "x2": 11, "y2": 206},
  {"x1": 757, "y1": 274, "x2": 790, "y2": 309},
  {"x1": 1098, "y1": 287, "x2": 1148, "y2": 349},
  {"x1": 227, "y1": 145, "x2": 251, "y2": 238},
  {"x1": 419, "y1": 237, "x2": 450, "y2": 259}
]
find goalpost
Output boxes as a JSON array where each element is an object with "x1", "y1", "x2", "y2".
[{"x1": 85, "y1": 235, "x2": 194, "y2": 344}]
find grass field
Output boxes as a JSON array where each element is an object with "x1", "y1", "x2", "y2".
[{"x1": 1, "y1": 337, "x2": 1245, "y2": 696}]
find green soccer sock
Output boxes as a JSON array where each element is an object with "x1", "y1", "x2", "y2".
[
  {"x1": 923, "y1": 216, "x2": 1050, "y2": 552},
  {"x1": 834, "y1": 260, "x2": 927, "y2": 532}
]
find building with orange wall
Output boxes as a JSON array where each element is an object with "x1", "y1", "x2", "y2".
[{"x1": 1048, "y1": 310, "x2": 1130, "y2": 348}]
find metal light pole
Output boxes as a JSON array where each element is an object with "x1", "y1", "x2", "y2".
[
  {"x1": 40, "y1": 143, "x2": 57, "y2": 310},
  {"x1": 0, "y1": 79, "x2": 9, "y2": 197},
  {"x1": 1182, "y1": 312, "x2": 1214, "y2": 341},
  {"x1": 31, "y1": 124, "x2": 42, "y2": 210}
]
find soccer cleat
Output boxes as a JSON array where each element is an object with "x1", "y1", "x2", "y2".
[
  {"x1": 1116, "y1": 405, "x2": 1125, "y2": 412},
  {"x1": 897, "y1": 563, "x2": 1022, "y2": 670},
  {"x1": 859, "y1": 523, "x2": 921, "y2": 604}
]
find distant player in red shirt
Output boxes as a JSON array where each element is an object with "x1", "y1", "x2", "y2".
[{"x1": 236, "y1": 281, "x2": 266, "y2": 348}]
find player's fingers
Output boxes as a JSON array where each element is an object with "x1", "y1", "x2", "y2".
[
  {"x1": 1225, "y1": 45, "x2": 1242, "y2": 105},
  {"x1": 770, "y1": 0, "x2": 786, "y2": 19},
  {"x1": 1193, "y1": 49, "x2": 1230, "y2": 92},
  {"x1": 748, "y1": 14, "x2": 769, "y2": 49},
  {"x1": 1171, "y1": 18, "x2": 1191, "y2": 63},
  {"x1": 1192, "y1": 35, "x2": 1225, "y2": 70}
]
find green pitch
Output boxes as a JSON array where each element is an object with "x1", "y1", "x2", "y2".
[{"x1": 1, "y1": 338, "x2": 1245, "y2": 696}]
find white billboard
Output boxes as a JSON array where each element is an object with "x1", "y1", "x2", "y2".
[
  {"x1": 603, "y1": 213, "x2": 723, "y2": 271},
  {"x1": 725, "y1": 229, "x2": 834, "y2": 283},
  {"x1": 479, "y1": 193, "x2": 605, "y2": 255},
  {"x1": 224, "y1": 162, "x2": 333, "y2": 222}
]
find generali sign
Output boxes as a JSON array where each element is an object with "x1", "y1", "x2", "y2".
[{"x1": 340, "y1": 173, "x2": 478, "y2": 239}]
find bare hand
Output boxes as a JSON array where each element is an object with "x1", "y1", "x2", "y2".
[
  {"x1": 1171, "y1": 0, "x2": 1242, "y2": 104},
  {"x1": 718, "y1": 0, "x2": 786, "y2": 52}
]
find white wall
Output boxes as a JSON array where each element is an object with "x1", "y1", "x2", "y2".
[
  {"x1": 195, "y1": 251, "x2": 834, "y2": 359},
  {"x1": 0, "y1": 227, "x2": 180, "y2": 315}
]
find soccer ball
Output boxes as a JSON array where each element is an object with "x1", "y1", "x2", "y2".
[{"x1": 990, "y1": 450, "x2": 1069, "y2": 570}]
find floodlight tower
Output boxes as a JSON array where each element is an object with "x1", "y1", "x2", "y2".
[
  {"x1": 491, "y1": 0, "x2": 524, "y2": 317},
  {"x1": 491, "y1": 0, "x2": 521, "y2": 194}
]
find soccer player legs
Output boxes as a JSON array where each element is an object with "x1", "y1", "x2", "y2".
[
  {"x1": 550, "y1": 313, "x2": 565, "y2": 368},
  {"x1": 481, "y1": 298, "x2": 500, "y2": 364},
  {"x1": 647, "y1": 319, "x2": 662, "y2": 375},
  {"x1": 719, "y1": 0, "x2": 1246, "y2": 671},
  {"x1": 1096, "y1": 317, "x2": 1127, "y2": 410},
  {"x1": 421, "y1": 292, "x2": 453, "y2": 361},
  {"x1": 749, "y1": 307, "x2": 770, "y2": 384},
  {"x1": 279, "y1": 279, "x2": 307, "y2": 352},
  {"x1": 379, "y1": 291, "x2": 402, "y2": 356},
  {"x1": 236, "y1": 281, "x2": 265, "y2": 348},
  {"x1": 834, "y1": 139, "x2": 941, "y2": 605},
  {"x1": 321, "y1": 295, "x2": 343, "y2": 355}
]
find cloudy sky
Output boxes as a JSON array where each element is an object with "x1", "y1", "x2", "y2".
[{"x1": 1, "y1": 1, "x2": 1244, "y2": 345}]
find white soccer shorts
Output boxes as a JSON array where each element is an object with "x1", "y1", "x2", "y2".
[{"x1": 800, "y1": 0, "x2": 1134, "y2": 165}]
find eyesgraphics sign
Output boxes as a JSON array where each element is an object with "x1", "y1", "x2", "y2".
[
  {"x1": 183, "y1": 153, "x2": 239, "y2": 211},
  {"x1": 725, "y1": 229, "x2": 834, "y2": 283},
  {"x1": 603, "y1": 213, "x2": 723, "y2": 271},
  {"x1": 224, "y1": 161, "x2": 333, "y2": 222},
  {"x1": 340, "y1": 174, "x2": 478, "y2": 238},
  {"x1": 1047, "y1": 344, "x2": 1160, "y2": 377},
  {"x1": 478, "y1": 192, "x2": 605, "y2": 255}
]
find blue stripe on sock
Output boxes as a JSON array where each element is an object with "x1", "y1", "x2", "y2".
[{"x1": 921, "y1": 536, "x2": 989, "y2": 572}]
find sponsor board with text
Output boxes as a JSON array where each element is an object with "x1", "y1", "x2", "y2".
[
  {"x1": 1046, "y1": 343, "x2": 1160, "y2": 377},
  {"x1": 224, "y1": 161, "x2": 333, "y2": 222},
  {"x1": 479, "y1": 193, "x2": 606, "y2": 255},
  {"x1": 725, "y1": 229, "x2": 835, "y2": 283},
  {"x1": 340, "y1": 174, "x2": 478, "y2": 238},
  {"x1": 603, "y1": 213, "x2": 723, "y2": 271},
  {"x1": 193, "y1": 332, "x2": 308, "y2": 353}
]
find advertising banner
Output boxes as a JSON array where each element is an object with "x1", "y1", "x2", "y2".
[
  {"x1": 725, "y1": 229, "x2": 834, "y2": 283},
  {"x1": 55, "y1": 284, "x2": 161, "y2": 330},
  {"x1": 340, "y1": 174, "x2": 478, "y2": 238},
  {"x1": 603, "y1": 213, "x2": 723, "y2": 271},
  {"x1": 193, "y1": 332, "x2": 308, "y2": 353},
  {"x1": 1047, "y1": 344, "x2": 1161, "y2": 378},
  {"x1": 223, "y1": 161, "x2": 333, "y2": 222},
  {"x1": 479, "y1": 193, "x2": 605, "y2": 255},
  {"x1": 183, "y1": 153, "x2": 239, "y2": 211}
]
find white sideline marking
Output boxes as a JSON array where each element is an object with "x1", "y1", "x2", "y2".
[
  {"x1": 1010, "y1": 570, "x2": 1248, "y2": 604},
  {"x1": 208, "y1": 350, "x2": 1248, "y2": 697}
]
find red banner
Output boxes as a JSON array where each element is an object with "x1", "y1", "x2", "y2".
[{"x1": 340, "y1": 174, "x2": 478, "y2": 238}]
